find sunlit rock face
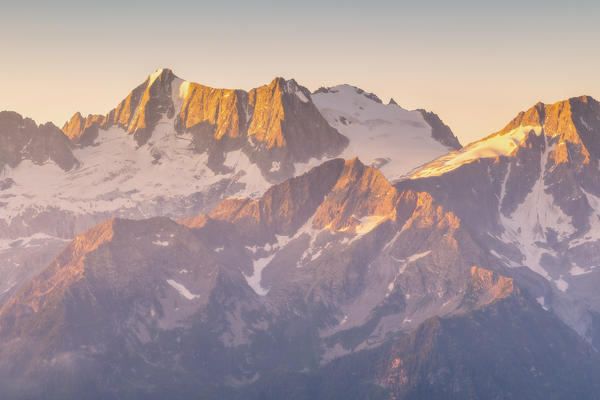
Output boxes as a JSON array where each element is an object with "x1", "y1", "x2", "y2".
[
  {"x1": 405, "y1": 95, "x2": 600, "y2": 347},
  {"x1": 3, "y1": 91, "x2": 600, "y2": 397},
  {"x1": 0, "y1": 71, "x2": 346, "y2": 304},
  {"x1": 0, "y1": 157, "x2": 522, "y2": 394},
  {"x1": 62, "y1": 112, "x2": 105, "y2": 146},
  {"x1": 416, "y1": 109, "x2": 462, "y2": 151},
  {"x1": 67, "y1": 69, "x2": 348, "y2": 180},
  {"x1": 0, "y1": 69, "x2": 459, "y2": 306},
  {"x1": 1, "y1": 154, "x2": 598, "y2": 399}
]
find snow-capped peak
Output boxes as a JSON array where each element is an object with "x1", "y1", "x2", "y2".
[
  {"x1": 311, "y1": 84, "x2": 459, "y2": 182},
  {"x1": 412, "y1": 95, "x2": 600, "y2": 179},
  {"x1": 412, "y1": 125, "x2": 542, "y2": 178},
  {"x1": 313, "y1": 84, "x2": 384, "y2": 106}
]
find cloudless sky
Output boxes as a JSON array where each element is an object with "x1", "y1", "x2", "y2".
[{"x1": 1, "y1": 0, "x2": 599, "y2": 144}]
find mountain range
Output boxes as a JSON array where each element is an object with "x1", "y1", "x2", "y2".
[{"x1": 1, "y1": 69, "x2": 599, "y2": 399}]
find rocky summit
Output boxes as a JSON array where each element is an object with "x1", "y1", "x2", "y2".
[
  {"x1": 0, "y1": 69, "x2": 459, "y2": 306},
  {"x1": 407, "y1": 95, "x2": 600, "y2": 349},
  {"x1": 2, "y1": 70, "x2": 600, "y2": 399}
]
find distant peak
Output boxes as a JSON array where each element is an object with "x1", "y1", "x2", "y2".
[
  {"x1": 147, "y1": 68, "x2": 177, "y2": 86},
  {"x1": 417, "y1": 109, "x2": 462, "y2": 150},
  {"x1": 497, "y1": 95, "x2": 600, "y2": 139},
  {"x1": 62, "y1": 112, "x2": 86, "y2": 139},
  {"x1": 269, "y1": 76, "x2": 286, "y2": 86},
  {"x1": 388, "y1": 98, "x2": 398, "y2": 106},
  {"x1": 570, "y1": 94, "x2": 598, "y2": 106},
  {"x1": 267, "y1": 77, "x2": 302, "y2": 93},
  {"x1": 345, "y1": 156, "x2": 364, "y2": 168},
  {"x1": 312, "y1": 84, "x2": 383, "y2": 104}
]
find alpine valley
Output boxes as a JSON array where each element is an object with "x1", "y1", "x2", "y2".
[{"x1": 1, "y1": 69, "x2": 600, "y2": 399}]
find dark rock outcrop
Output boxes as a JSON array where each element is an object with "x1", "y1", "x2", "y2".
[
  {"x1": 416, "y1": 109, "x2": 462, "y2": 150},
  {"x1": 0, "y1": 111, "x2": 77, "y2": 171}
]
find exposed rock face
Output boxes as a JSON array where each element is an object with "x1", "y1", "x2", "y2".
[
  {"x1": 0, "y1": 71, "x2": 349, "y2": 305},
  {"x1": 416, "y1": 109, "x2": 461, "y2": 150},
  {"x1": 64, "y1": 68, "x2": 179, "y2": 146},
  {"x1": 466, "y1": 266, "x2": 514, "y2": 307},
  {"x1": 64, "y1": 70, "x2": 348, "y2": 180},
  {"x1": 405, "y1": 95, "x2": 600, "y2": 349},
  {"x1": 0, "y1": 217, "x2": 240, "y2": 343},
  {"x1": 6, "y1": 71, "x2": 600, "y2": 398},
  {"x1": 0, "y1": 69, "x2": 462, "y2": 307},
  {"x1": 185, "y1": 158, "x2": 348, "y2": 239},
  {"x1": 312, "y1": 158, "x2": 398, "y2": 232},
  {"x1": 107, "y1": 68, "x2": 177, "y2": 145},
  {"x1": 1, "y1": 155, "x2": 598, "y2": 398},
  {"x1": 376, "y1": 294, "x2": 600, "y2": 400},
  {"x1": 244, "y1": 78, "x2": 348, "y2": 180},
  {"x1": 0, "y1": 111, "x2": 76, "y2": 171},
  {"x1": 62, "y1": 112, "x2": 105, "y2": 145}
]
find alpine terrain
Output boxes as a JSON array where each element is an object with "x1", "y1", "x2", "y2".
[
  {"x1": 0, "y1": 69, "x2": 459, "y2": 306},
  {"x1": 1, "y1": 70, "x2": 600, "y2": 399}
]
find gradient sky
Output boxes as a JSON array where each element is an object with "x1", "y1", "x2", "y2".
[{"x1": 1, "y1": 0, "x2": 599, "y2": 145}]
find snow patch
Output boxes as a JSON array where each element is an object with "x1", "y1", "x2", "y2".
[
  {"x1": 0, "y1": 119, "x2": 234, "y2": 222},
  {"x1": 498, "y1": 138, "x2": 574, "y2": 280},
  {"x1": 148, "y1": 69, "x2": 163, "y2": 86},
  {"x1": 223, "y1": 149, "x2": 270, "y2": 198},
  {"x1": 244, "y1": 254, "x2": 275, "y2": 296},
  {"x1": 166, "y1": 279, "x2": 200, "y2": 300},
  {"x1": 354, "y1": 215, "x2": 389, "y2": 235},
  {"x1": 555, "y1": 277, "x2": 569, "y2": 292},
  {"x1": 245, "y1": 245, "x2": 259, "y2": 254},
  {"x1": 386, "y1": 250, "x2": 431, "y2": 296},
  {"x1": 270, "y1": 161, "x2": 281, "y2": 172},
  {"x1": 569, "y1": 265, "x2": 593, "y2": 276},
  {"x1": 179, "y1": 81, "x2": 191, "y2": 99},
  {"x1": 293, "y1": 156, "x2": 326, "y2": 177},
  {"x1": 294, "y1": 216, "x2": 325, "y2": 267},
  {"x1": 536, "y1": 296, "x2": 549, "y2": 311},
  {"x1": 0, "y1": 233, "x2": 68, "y2": 252},
  {"x1": 295, "y1": 91, "x2": 309, "y2": 103},
  {"x1": 406, "y1": 250, "x2": 431, "y2": 263},
  {"x1": 413, "y1": 125, "x2": 542, "y2": 178}
]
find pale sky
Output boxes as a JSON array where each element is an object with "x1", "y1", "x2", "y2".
[{"x1": 1, "y1": 0, "x2": 598, "y2": 145}]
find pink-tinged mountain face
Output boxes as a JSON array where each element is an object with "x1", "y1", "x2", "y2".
[
  {"x1": 412, "y1": 96, "x2": 600, "y2": 178},
  {"x1": 0, "y1": 70, "x2": 462, "y2": 306},
  {"x1": 0, "y1": 156, "x2": 516, "y2": 369},
  {"x1": 1, "y1": 89, "x2": 600, "y2": 398},
  {"x1": 311, "y1": 84, "x2": 461, "y2": 182},
  {"x1": 67, "y1": 69, "x2": 348, "y2": 180},
  {"x1": 2, "y1": 152, "x2": 597, "y2": 399},
  {"x1": 405, "y1": 95, "x2": 600, "y2": 348}
]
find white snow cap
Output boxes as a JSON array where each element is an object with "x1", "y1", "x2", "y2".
[{"x1": 312, "y1": 84, "x2": 452, "y2": 182}]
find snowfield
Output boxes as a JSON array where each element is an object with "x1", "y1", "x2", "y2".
[{"x1": 312, "y1": 84, "x2": 454, "y2": 182}]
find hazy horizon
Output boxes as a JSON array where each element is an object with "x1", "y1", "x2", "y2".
[{"x1": 2, "y1": 0, "x2": 599, "y2": 145}]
